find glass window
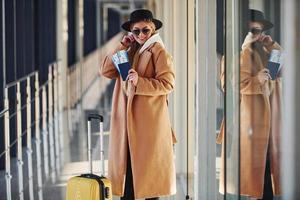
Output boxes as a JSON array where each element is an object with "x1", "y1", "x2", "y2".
[{"x1": 219, "y1": 1, "x2": 283, "y2": 199}]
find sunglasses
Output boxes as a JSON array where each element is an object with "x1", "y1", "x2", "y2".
[
  {"x1": 131, "y1": 28, "x2": 151, "y2": 36},
  {"x1": 250, "y1": 27, "x2": 263, "y2": 35}
]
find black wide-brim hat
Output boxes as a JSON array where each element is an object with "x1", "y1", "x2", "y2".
[
  {"x1": 249, "y1": 9, "x2": 273, "y2": 31},
  {"x1": 121, "y1": 9, "x2": 163, "y2": 31}
]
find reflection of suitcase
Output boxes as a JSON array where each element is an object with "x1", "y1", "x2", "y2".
[{"x1": 66, "y1": 114, "x2": 112, "y2": 200}]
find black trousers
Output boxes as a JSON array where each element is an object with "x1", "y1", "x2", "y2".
[
  {"x1": 120, "y1": 150, "x2": 159, "y2": 200},
  {"x1": 261, "y1": 152, "x2": 273, "y2": 200}
]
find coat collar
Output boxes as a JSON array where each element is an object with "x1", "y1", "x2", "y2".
[
  {"x1": 242, "y1": 32, "x2": 256, "y2": 50},
  {"x1": 138, "y1": 33, "x2": 165, "y2": 54},
  {"x1": 131, "y1": 33, "x2": 164, "y2": 76},
  {"x1": 135, "y1": 50, "x2": 152, "y2": 76}
]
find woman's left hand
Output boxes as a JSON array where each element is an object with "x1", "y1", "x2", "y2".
[{"x1": 127, "y1": 69, "x2": 139, "y2": 86}]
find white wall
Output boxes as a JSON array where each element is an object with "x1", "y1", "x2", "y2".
[{"x1": 249, "y1": 0, "x2": 264, "y2": 11}]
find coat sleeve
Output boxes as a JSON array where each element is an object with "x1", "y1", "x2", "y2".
[
  {"x1": 135, "y1": 49, "x2": 175, "y2": 96},
  {"x1": 264, "y1": 41, "x2": 282, "y2": 53},
  {"x1": 216, "y1": 119, "x2": 224, "y2": 144},
  {"x1": 240, "y1": 48, "x2": 263, "y2": 95},
  {"x1": 220, "y1": 56, "x2": 225, "y2": 92},
  {"x1": 99, "y1": 43, "x2": 127, "y2": 79},
  {"x1": 217, "y1": 57, "x2": 225, "y2": 144}
]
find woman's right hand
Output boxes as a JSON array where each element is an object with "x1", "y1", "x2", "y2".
[
  {"x1": 257, "y1": 68, "x2": 271, "y2": 84},
  {"x1": 121, "y1": 33, "x2": 135, "y2": 48}
]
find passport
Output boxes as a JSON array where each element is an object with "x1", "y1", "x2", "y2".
[
  {"x1": 118, "y1": 62, "x2": 131, "y2": 81},
  {"x1": 267, "y1": 61, "x2": 280, "y2": 80},
  {"x1": 111, "y1": 50, "x2": 131, "y2": 81},
  {"x1": 267, "y1": 49, "x2": 283, "y2": 80}
]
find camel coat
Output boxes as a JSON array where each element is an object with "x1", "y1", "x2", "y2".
[
  {"x1": 100, "y1": 35, "x2": 176, "y2": 199},
  {"x1": 217, "y1": 39, "x2": 282, "y2": 198}
]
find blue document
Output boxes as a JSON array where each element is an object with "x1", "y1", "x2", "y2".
[
  {"x1": 267, "y1": 49, "x2": 283, "y2": 80},
  {"x1": 118, "y1": 62, "x2": 131, "y2": 81},
  {"x1": 267, "y1": 61, "x2": 280, "y2": 80},
  {"x1": 112, "y1": 50, "x2": 131, "y2": 81}
]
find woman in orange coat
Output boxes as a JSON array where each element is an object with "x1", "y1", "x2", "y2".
[
  {"x1": 100, "y1": 9, "x2": 176, "y2": 200},
  {"x1": 218, "y1": 9, "x2": 282, "y2": 199}
]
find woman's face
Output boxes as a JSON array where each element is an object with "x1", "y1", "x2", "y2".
[
  {"x1": 130, "y1": 21, "x2": 155, "y2": 45},
  {"x1": 249, "y1": 21, "x2": 264, "y2": 35}
]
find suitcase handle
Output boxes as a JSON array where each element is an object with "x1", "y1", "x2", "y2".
[
  {"x1": 87, "y1": 114, "x2": 105, "y2": 176},
  {"x1": 88, "y1": 114, "x2": 103, "y2": 122}
]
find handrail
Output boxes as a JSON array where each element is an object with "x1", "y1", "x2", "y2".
[
  {"x1": 5, "y1": 71, "x2": 37, "y2": 89},
  {"x1": 39, "y1": 80, "x2": 49, "y2": 91},
  {"x1": 9, "y1": 99, "x2": 37, "y2": 120},
  {"x1": 2, "y1": 65, "x2": 54, "y2": 118},
  {"x1": 0, "y1": 121, "x2": 36, "y2": 159},
  {"x1": 0, "y1": 108, "x2": 8, "y2": 117},
  {"x1": 4, "y1": 59, "x2": 61, "y2": 89},
  {"x1": 1, "y1": 59, "x2": 61, "y2": 200}
]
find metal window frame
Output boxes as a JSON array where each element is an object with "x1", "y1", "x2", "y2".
[
  {"x1": 281, "y1": 0, "x2": 300, "y2": 199},
  {"x1": 224, "y1": 0, "x2": 241, "y2": 199},
  {"x1": 195, "y1": 0, "x2": 217, "y2": 199}
]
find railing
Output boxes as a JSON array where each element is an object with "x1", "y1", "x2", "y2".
[
  {"x1": 0, "y1": 33, "x2": 123, "y2": 200},
  {"x1": 0, "y1": 61, "x2": 63, "y2": 200},
  {"x1": 67, "y1": 33, "x2": 123, "y2": 134},
  {"x1": 67, "y1": 33, "x2": 123, "y2": 108}
]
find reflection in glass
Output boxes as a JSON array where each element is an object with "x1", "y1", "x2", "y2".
[
  {"x1": 218, "y1": 2, "x2": 283, "y2": 199},
  {"x1": 238, "y1": 8, "x2": 283, "y2": 200}
]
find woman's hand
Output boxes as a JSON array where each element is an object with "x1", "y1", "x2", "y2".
[
  {"x1": 258, "y1": 34, "x2": 274, "y2": 47},
  {"x1": 127, "y1": 69, "x2": 138, "y2": 86},
  {"x1": 257, "y1": 68, "x2": 271, "y2": 84},
  {"x1": 121, "y1": 33, "x2": 135, "y2": 48}
]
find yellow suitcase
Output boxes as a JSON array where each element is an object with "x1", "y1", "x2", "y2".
[{"x1": 66, "y1": 114, "x2": 112, "y2": 200}]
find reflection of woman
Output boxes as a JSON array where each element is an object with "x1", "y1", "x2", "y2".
[
  {"x1": 100, "y1": 9, "x2": 176, "y2": 200},
  {"x1": 218, "y1": 9, "x2": 282, "y2": 199}
]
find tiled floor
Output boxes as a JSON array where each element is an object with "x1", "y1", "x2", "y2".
[
  {"x1": 0, "y1": 124, "x2": 282, "y2": 200},
  {"x1": 0, "y1": 108, "x2": 187, "y2": 200},
  {"x1": 41, "y1": 125, "x2": 187, "y2": 200}
]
